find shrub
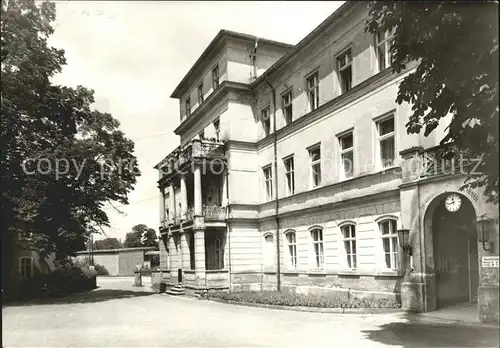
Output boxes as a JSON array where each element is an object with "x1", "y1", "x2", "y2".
[
  {"x1": 208, "y1": 291, "x2": 401, "y2": 309},
  {"x1": 93, "y1": 264, "x2": 109, "y2": 276}
]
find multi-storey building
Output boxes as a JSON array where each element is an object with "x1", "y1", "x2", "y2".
[{"x1": 153, "y1": 2, "x2": 499, "y2": 322}]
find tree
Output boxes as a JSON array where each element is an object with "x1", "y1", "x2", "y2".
[
  {"x1": 124, "y1": 224, "x2": 158, "y2": 248},
  {"x1": 366, "y1": 1, "x2": 498, "y2": 203},
  {"x1": 93, "y1": 238, "x2": 122, "y2": 250},
  {"x1": 1, "y1": 0, "x2": 140, "y2": 285}
]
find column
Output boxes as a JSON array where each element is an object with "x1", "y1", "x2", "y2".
[
  {"x1": 169, "y1": 183, "x2": 176, "y2": 223},
  {"x1": 221, "y1": 171, "x2": 228, "y2": 206},
  {"x1": 194, "y1": 229, "x2": 206, "y2": 289},
  {"x1": 180, "y1": 174, "x2": 187, "y2": 220},
  {"x1": 194, "y1": 164, "x2": 202, "y2": 216},
  {"x1": 159, "y1": 187, "x2": 166, "y2": 225}
]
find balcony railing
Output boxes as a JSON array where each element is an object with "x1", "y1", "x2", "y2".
[
  {"x1": 163, "y1": 204, "x2": 227, "y2": 226},
  {"x1": 158, "y1": 140, "x2": 225, "y2": 178}
]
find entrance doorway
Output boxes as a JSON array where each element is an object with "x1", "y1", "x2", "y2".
[{"x1": 431, "y1": 193, "x2": 479, "y2": 308}]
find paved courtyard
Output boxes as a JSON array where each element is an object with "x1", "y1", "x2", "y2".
[{"x1": 3, "y1": 277, "x2": 499, "y2": 348}]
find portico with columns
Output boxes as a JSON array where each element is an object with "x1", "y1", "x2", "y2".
[{"x1": 155, "y1": 139, "x2": 229, "y2": 295}]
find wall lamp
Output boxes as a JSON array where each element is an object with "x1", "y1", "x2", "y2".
[
  {"x1": 397, "y1": 228, "x2": 412, "y2": 256},
  {"x1": 476, "y1": 215, "x2": 493, "y2": 251}
]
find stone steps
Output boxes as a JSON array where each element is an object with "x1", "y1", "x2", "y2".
[{"x1": 165, "y1": 284, "x2": 185, "y2": 296}]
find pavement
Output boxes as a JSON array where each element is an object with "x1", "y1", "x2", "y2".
[{"x1": 2, "y1": 276, "x2": 499, "y2": 348}]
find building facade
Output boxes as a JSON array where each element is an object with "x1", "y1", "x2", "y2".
[{"x1": 153, "y1": 2, "x2": 499, "y2": 322}]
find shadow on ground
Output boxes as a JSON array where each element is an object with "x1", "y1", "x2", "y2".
[
  {"x1": 3, "y1": 287, "x2": 156, "y2": 307},
  {"x1": 362, "y1": 313, "x2": 500, "y2": 348}
]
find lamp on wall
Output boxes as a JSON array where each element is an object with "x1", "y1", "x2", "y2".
[
  {"x1": 477, "y1": 215, "x2": 493, "y2": 251},
  {"x1": 397, "y1": 228, "x2": 412, "y2": 255}
]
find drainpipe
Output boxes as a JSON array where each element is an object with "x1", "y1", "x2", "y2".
[
  {"x1": 265, "y1": 78, "x2": 281, "y2": 292},
  {"x1": 223, "y1": 144, "x2": 232, "y2": 291},
  {"x1": 251, "y1": 39, "x2": 259, "y2": 80}
]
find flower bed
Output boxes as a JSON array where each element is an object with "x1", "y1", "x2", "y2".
[{"x1": 207, "y1": 291, "x2": 401, "y2": 309}]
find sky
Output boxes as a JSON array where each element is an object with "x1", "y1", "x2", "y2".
[{"x1": 47, "y1": 1, "x2": 345, "y2": 241}]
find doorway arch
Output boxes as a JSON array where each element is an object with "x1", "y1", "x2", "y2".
[{"x1": 424, "y1": 192, "x2": 479, "y2": 309}]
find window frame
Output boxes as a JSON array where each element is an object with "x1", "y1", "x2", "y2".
[
  {"x1": 261, "y1": 105, "x2": 271, "y2": 137},
  {"x1": 263, "y1": 233, "x2": 275, "y2": 268},
  {"x1": 308, "y1": 144, "x2": 322, "y2": 189},
  {"x1": 306, "y1": 70, "x2": 319, "y2": 112},
  {"x1": 378, "y1": 218, "x2": 399, "y2": 270},
  {"x1": 185, "y1": 97, "x2": 191, "y2": 117},
  {"x1": 19, "y1": 256, "x2": 33, "y2": 279},
  {"x1": 283, "y1": 155, "x2": 295, "y2": 196},
  {"x1": 284, "y1": 230, "x2": 297, "y2": 269},
  {"x1": 336, "y1": 47, "x2": 353, "y2": 94},
  {"x1": 310, "y1": 227, "x2": 324, "y2": 269},
  {"x1": 375, "y1": 29, "x2": 395, "y2": 72},
  {"x1": 281, "y1": 88, "x2": 293, "y2": 126},
  {"x1": 338, "y1": 130, "x2": 354, "y2": 180},
  {"x1": 198, "y1": 129, "x2": 205, "y2": 140},
  {"x1": 375, "y1": 113, "x2": 396, "y2": 170},
  {"x1": 212, "y1": 65, "x2": 220, "y2": 90},
  {"x1": 198, "y1": 82, "x2": 204, "y2": 105},
  {"x1": 341, "y1": 223, "x2": 357, "y2": 269},
  {"x1": 215, "y1": 234, "x2": 224, "y2": 270},
  {"x1": 213, "y1": 118, "x2": 220, "y2": 141},
  {"x1": 263, "y1": 164, "x2": 273, "y2": 201}
]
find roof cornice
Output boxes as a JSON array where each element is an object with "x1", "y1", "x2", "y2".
[
  {"x1": 170, "y1": 30, "x2": 293, "y2": 99},
  {"x1": 249, "y1": 1, "x2": 361, "y2": 89}
]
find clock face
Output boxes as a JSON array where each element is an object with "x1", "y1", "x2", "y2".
[{"x1": 445, "y1": 194, "x2": 462, "y2": 212}]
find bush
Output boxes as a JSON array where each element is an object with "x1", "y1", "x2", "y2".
[
  {"x1": 74, "y1": 257, "x2": 109, "y2": 276},
  {"x1": 207, "y1": 291, "x2": 401, "y2": 309},
  {"x1": 6, "y1": 261, "x2": 97, "y2": 302},
  {"x1": 93, "y1": 264, "x2": 109, "y2": 276}
]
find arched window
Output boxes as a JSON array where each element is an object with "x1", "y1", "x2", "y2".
[
  {"x1": 341, "y1": 224, "x2": 357, "y2": 269},
  {"x1": 378, "y1": 218, "x2": 398, "y2": 269},
  {"x1": 284, "y1": 230, "x2": 297, "y2": 269},
  {"x1": 263, "y1": 234, "x2": 274, "y2": 268},
  {"x1": 310, "y1": 227, "x2": 324, "y2": 269}
]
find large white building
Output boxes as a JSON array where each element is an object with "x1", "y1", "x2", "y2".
[{"x1": 153, "y1": 2, "x2": 499, "y2": 323}]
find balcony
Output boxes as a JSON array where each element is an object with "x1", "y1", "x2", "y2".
[
  {"x1": 157, "y1": 139, "x2": 225, "y2": 180},
  {"x1": 161, "y1": 204, "x2": 227, "y2": 230}
]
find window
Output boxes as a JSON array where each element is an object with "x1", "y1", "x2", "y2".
[
  {"x1": 282, "y1": 90, "x2": 293, "y2": 125},
  {"x1": 306, "y1": 72, "x2": 319, "y2": 111},
  {"x1": 185, "y1": 98, "x2": 191, "y2": 117},
  {"x1": 213, "y1": 118, "x2": 220, "y2": 141},
  {"x1": 19, "y1": 257, "x2": 33, "y2": 279},
  {"x1": 215, "y1": 237, "x2": 224, "y2": 269},
  {"x1": 309, "y1": 145, "x2": 321, "y2": 188},
  {"x1": 285, "y1": 231, "x2": 297, "y2": 269},
  {"x1": 263, "y1": 165, "x2": 273, "y2": 200},
  {"x1": 341, "y1": 224, "x2": 357, "y2": 269},
  {"x1": 198, "y1": 83, "x2": 204, "y2": 104},
  {"x1": 212, "y1": 65, "x2": 220, "y2": 90},
  {"x1": 311, "y1": 228, "x2": 324, "y2": 269},
  {"x1": 339, "y1": 132, "x2": 354, "y2": 179},
  {"x1": 337, "y1": 49, "x2": 352, "y2": 94},
  {"x1": 188, "y1": 232, "x2": 195, "y2": 270},
  {"x1": 376, "y1": 29, "x2": 394, "y2": 71},
  {"x1": 261, "y1": 106, "x2": 271, "y2": 136},
  {"x1": 377, "y1": 116, "x2": 395, "y2": 169},
  {"x1": 264, "y1": 234, "x2": 274, "y2": 268},
  {"x1": 283, "y1": 156, "x2": 295, "y2": 195},
  {"x1": 379, "y1": 219, "x2": 399, "y2": 269},
  {"x1": 199, "y1": 130, "x2": 205, "y2": 140}
]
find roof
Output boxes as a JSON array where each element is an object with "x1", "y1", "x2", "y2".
[
  {"x1": 170, "y1": 29, "x2": 294, "y2": 99},
  {"x1": 250, "y1": 1, "x2": 358, "y2": 88},
  {"x1": 75, "y1": 246, "x2": 158, "y2": 254}
]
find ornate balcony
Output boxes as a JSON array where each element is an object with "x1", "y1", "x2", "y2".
[
  {"x1": 156, "y1": 139, "x2": 225, "y2": 180},
  {"x1": 203, "y1": 204, "x2": 227, "y2": 221}
]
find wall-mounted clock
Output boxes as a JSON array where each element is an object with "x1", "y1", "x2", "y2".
[{"x1": 445, "y1": 193, "x2": 462, "y2": 212}]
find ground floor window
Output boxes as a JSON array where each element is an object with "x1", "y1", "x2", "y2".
[
  {"x1": 188, "y1": 232, "x2": 195, "y2": 270},
  {"x1": 19, "y1": 257, "x2": 33, "y2": 279},
  {"x1": 205, "y1": 229, "x2": 225, "y2": 270}
]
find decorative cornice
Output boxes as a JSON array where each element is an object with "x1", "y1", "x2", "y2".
[
  {"x1": 174, "y1": 81, "x2": 252, "y2": 136},
  {"x1": 224, "y1": 140, "x2": 257, "y2": 151}
]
